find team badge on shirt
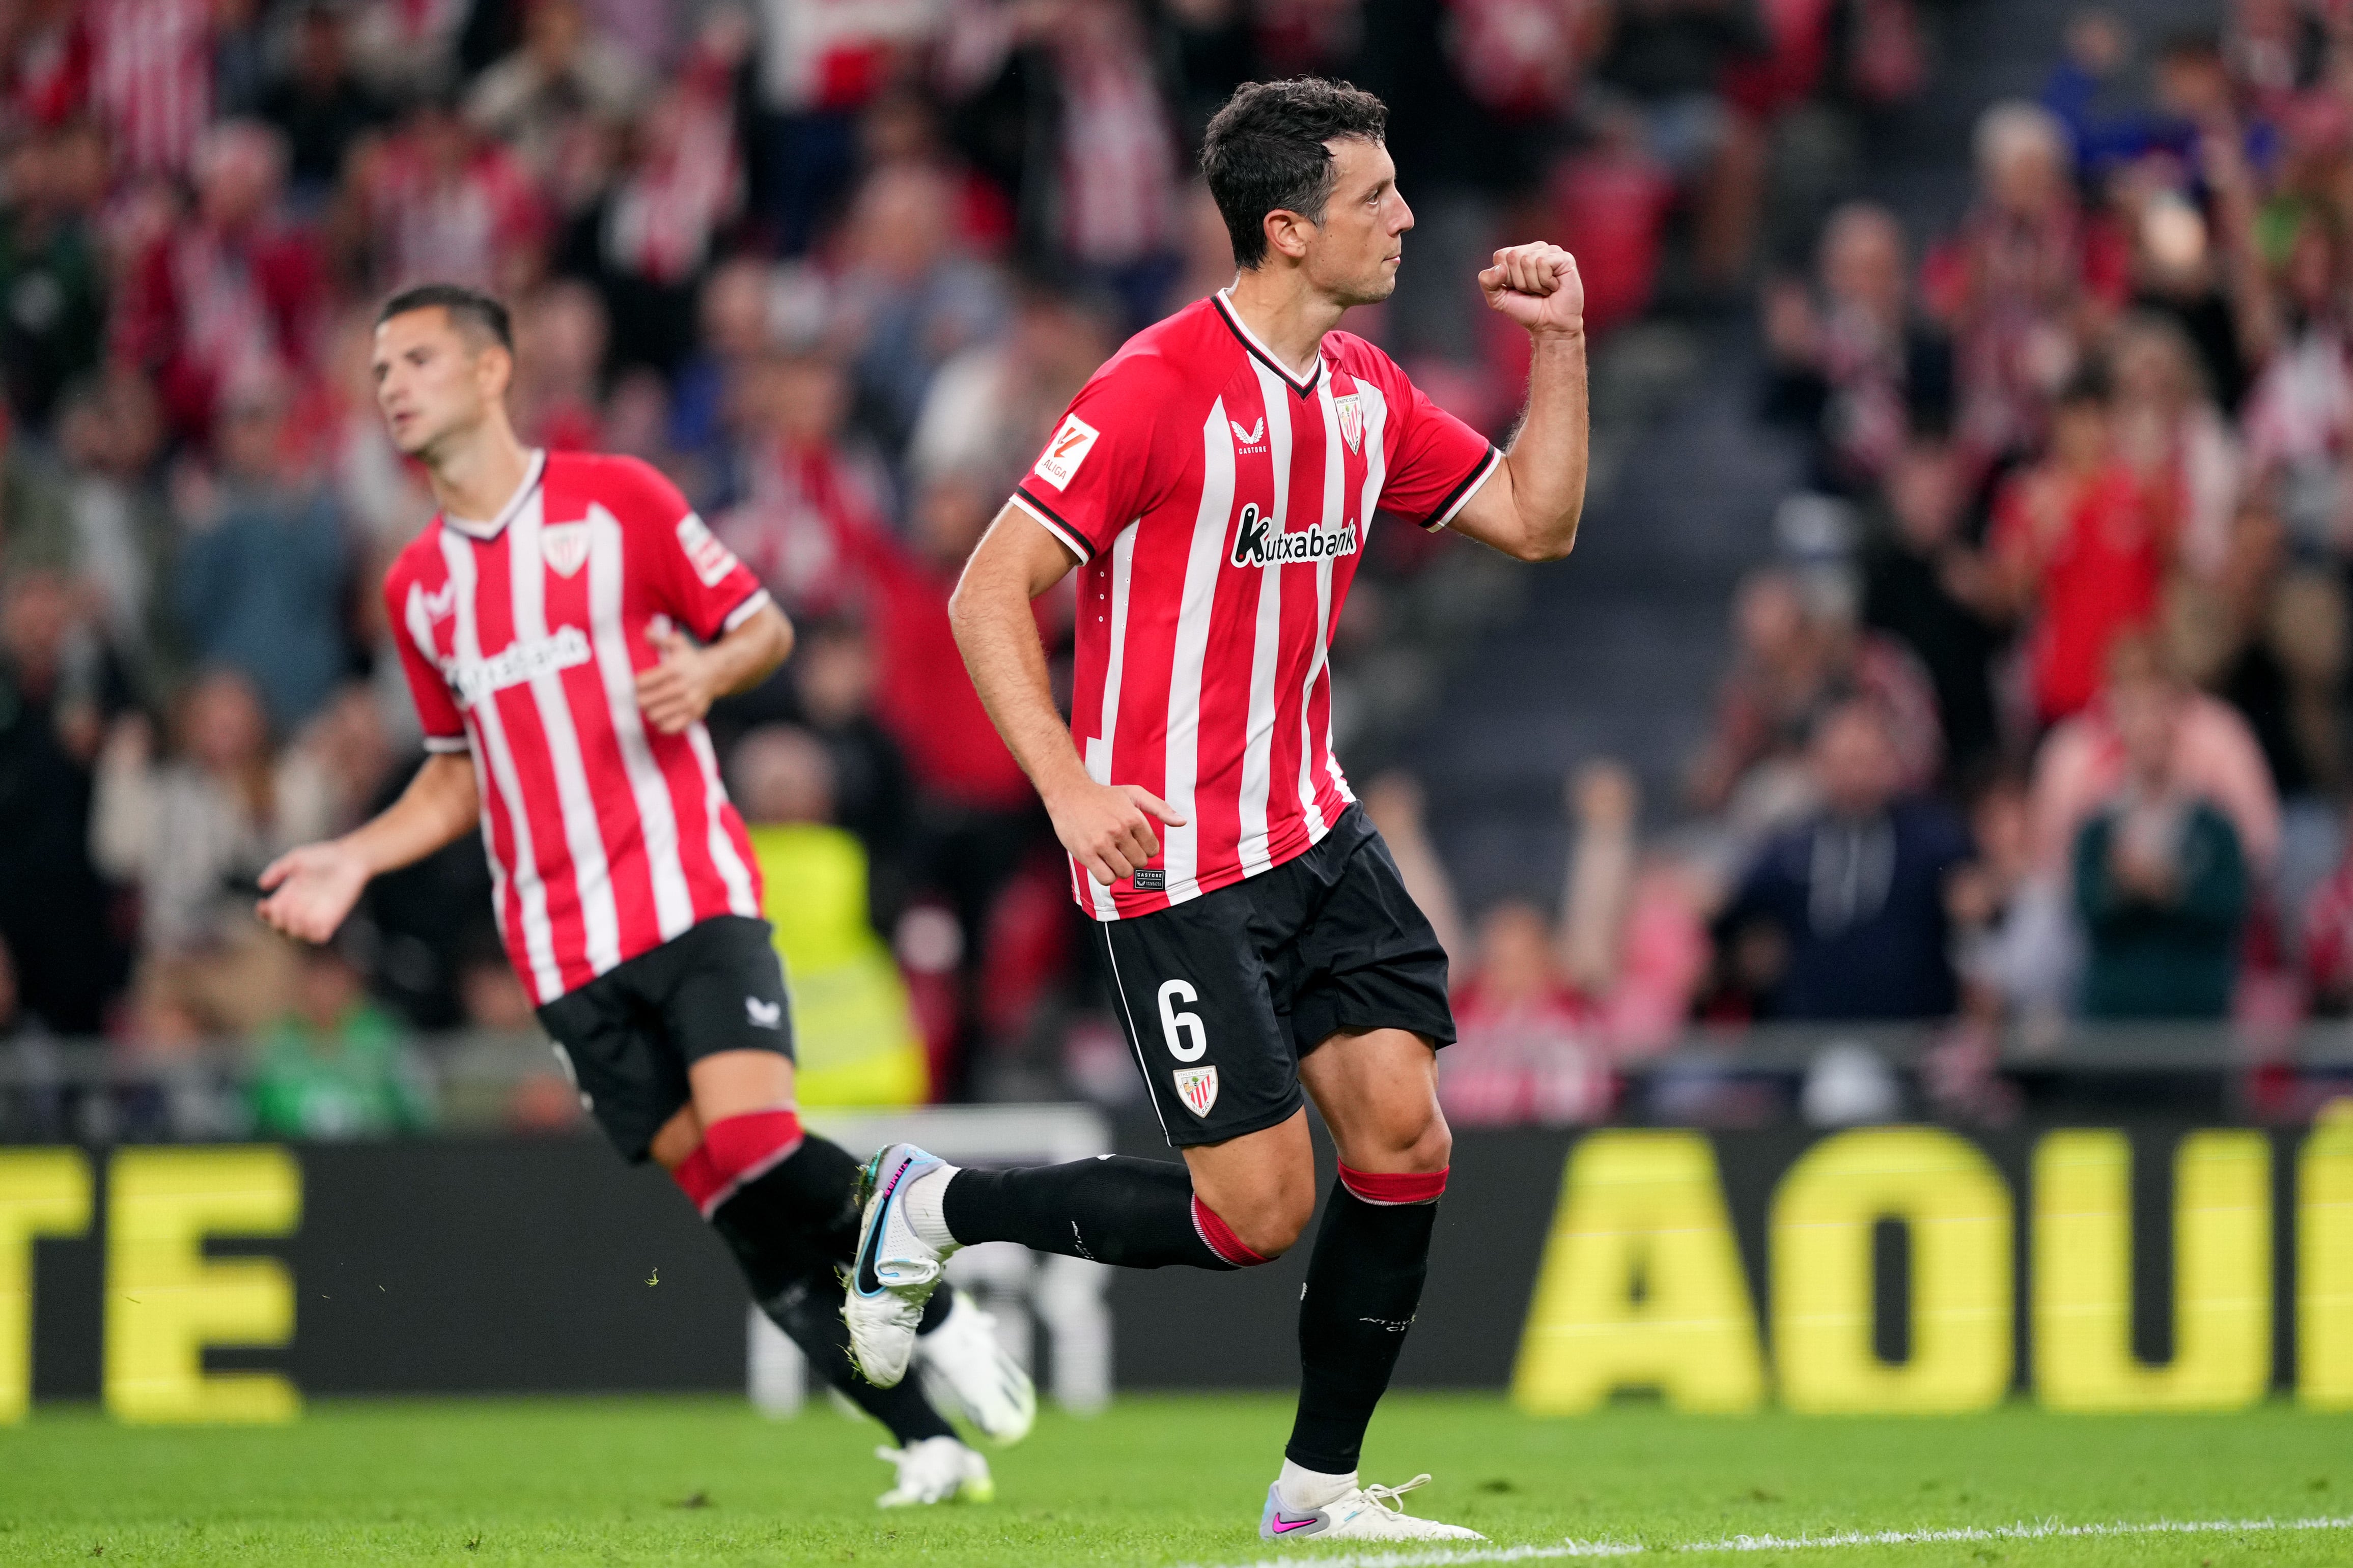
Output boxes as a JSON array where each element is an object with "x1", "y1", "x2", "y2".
[
  {"x1": 540, "y1": 520, "x2": 591, "y2": 577},
  {"x1": 1033, "y1": 414, "x2": 1100, "y2": 490},
  {"x1": 1173, "y1": 1066, "x2": 1219, "y2": 1118},
  {"x1": 1333, "y1": 394, "x2": 1364, "y2": 454}
]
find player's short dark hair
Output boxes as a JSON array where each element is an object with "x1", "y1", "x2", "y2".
[
  {"x1": 1201, "y1": 78, "x2": 1388, "y2": 270},
  {"x1": 376, "y1": 283, "x2": 514, "y2": 355}
]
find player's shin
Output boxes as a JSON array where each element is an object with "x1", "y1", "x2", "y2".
[
  {"x1": 931, "y1": 1156, "x2": 1266, "y2": 1269},
  {"x1": 1283, "y1": 1163, "x2": 1446, "y2": 1479}
]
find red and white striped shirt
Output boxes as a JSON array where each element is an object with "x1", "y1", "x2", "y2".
[
  {"x1": 86, "y1": 0, "x2": 211, "y2": 179},
  {"x1": 1012, "y1": 292, "x2": 1500, "y2": 920},
  {"x1": 385, "y1": 450, "x2": 773, "y2": 1004}
]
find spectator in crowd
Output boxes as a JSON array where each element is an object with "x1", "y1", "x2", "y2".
[
  {"x1": 464, "y1": 0, "x2": 644, "y2": 195},
  {"x1": 2240, "y1": 208, "x2": 2353, "y2": 554},
  {"x1": 259, "y1": 2, "x2": 391, "y2": 204},
  {"x1": 668, "y1": 256, "x2": 780, "y2": 488},
  {"x1": 248, "y1": 940, "x2": 431, "y2": 1137},
  {"x1": 53, "y1": 372, "x2": 176, "y2": 691},
  {"x1": 111, "y1": 119, "x2": 325, "y2": 444},
  {"x1": 1368, "y1": 762, "x2": 1709, "y2": 1124},
  {"x1": 344, "y1": 90, "x2": 546, "y2": 297},
  {"x1": 747, "y1": 0, "x2": 943, "y2": 253},
  {"x1": 714, "y1": 350, "x2": 893, "y2": 615},
  {"x1": 558, "y1": 11, "x2": 748, "y2": 378},
  {"x1": 508, "y1": 277, "x2": 607, "y2": 450},
  {"x1": 2108, "y1": 312, "x2": 2241, "y2": 583},
  {"x1": 1715, "y1": 700, "x2": 1974, "y2": 1020},
  {"x1": 826, "y1": 163, "x2": 1007, "y2": 453},
  {"x1": 1038, "y1": 0, "x2": 1186, "y2": 327},
  {"x1": 0, "y1": 124, "x2": 107, "y2": 428},
  {"x1": 1587, "y1": 0, "x2": 1769, "y2": 293},
  {"x1": 2072, "y1": 654, "x2": 2249, "y2": 1020},
  {"x1": 2030, "y1": 633, "x2": 2280, "y2": 883},
  {"x1": 1931, "y1": 100, "x2": 2126, "y2": 470},
  {"x1": 1949, "y1": 771, "x2": 2079, "y2": 1029},
  {"x1": 91, "y1": 668, "x2": 334, "y2": 1036},
  {"x1": 1761, "y1": 202, "x2": 1954, "y2": 494},
  {"x1": 1859, "y1": 436, "x2": 2005, "y2": 784},
  {"x1": 82, "y1": 0, "x2": 221, "y2": 183},
  {"x1": 1687, "y1": 565, "x2": 1941, "y2": 835},
  {"x1": 0, "y1": 401, "x2": 73, "y2": 574},
  {"x1": 1990, "y1": 364, "x2": 2167, "y2": 728},
  {"x1": 783, "y1": 615, "x2": 917, "y2": 928},
  {"x1": 734, "y1": 723, "x2": 929, "y2": 1106},
  {"x1": 172, "y1": 375, "x2": 351, "y2": 732},
  {"x1": 865, "y1": 466, "x2": 1050, "y2": 1086},
  {"x1": 0, "y1": 567, "x2": 129, "y2": 1035},
  {"x1": 910, "y1": 283, "x2": 1118, "y2": 491}
]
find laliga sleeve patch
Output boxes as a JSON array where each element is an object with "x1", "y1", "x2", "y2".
[
  {"x1": 1032, "y1": 414, "x2": 1100, "y2": 491},
  {"x1": 675, "y1": 513, "x2": 742, "y2": 587}
]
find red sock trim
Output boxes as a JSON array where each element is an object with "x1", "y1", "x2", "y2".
[
  {"x1": 671, "y1": 1145, "x2": 727, "y2": 1214},
  {"x1": 691, "y1": 1108, "x2": 805, "y2": 1218},
  {"x1": 1337, "y1": 1162, "x2": 1447, "y2": 1206},
  {"x1": 1190, "y1": 1195, "x2": 1270, "y2": 1267}
]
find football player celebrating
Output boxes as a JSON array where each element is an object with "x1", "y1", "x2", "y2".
[
  {"x1": 842, "y1": 80, "x2": 1587, "y2": 1541},
  {"x1": 257, "y1": 284, "x2": 1029, "y2": 1506}
]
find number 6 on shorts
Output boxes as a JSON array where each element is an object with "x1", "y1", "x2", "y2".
[{"x1": 1158, "y1": 979, "x2": 1207, "y2": 1061}]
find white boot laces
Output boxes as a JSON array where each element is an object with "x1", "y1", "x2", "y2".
[{"x1": 1354, "y1": 1474, "x2": 1433, "y2": 1517}]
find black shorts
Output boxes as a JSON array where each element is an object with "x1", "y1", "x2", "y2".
[
  {"x1": 535, "y1": 915, "x2": 795, "y2": 1163},
  {"x1": 1098, "y1": 806, "x2": 1455, "y2": 1148}
]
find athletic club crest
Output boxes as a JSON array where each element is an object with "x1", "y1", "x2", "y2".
[
  {"x1": 1173, "y1": 1066, "x2": 1219, "y2": 1118},
  {"x1": 540, "y1": 520, "x2": 591, "y2": 577},
  {"x1": 1334, "y1": 393, "x2": 1363, "y2": 455}
]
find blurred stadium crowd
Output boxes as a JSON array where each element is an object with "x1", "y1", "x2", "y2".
[{"x1": 6, "y1": 0, "x2": 2351, "y2": 1141}]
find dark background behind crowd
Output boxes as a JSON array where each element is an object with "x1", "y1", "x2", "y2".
[{"x1": 5, "y1": 0, "x2": 2351, "y2": 1140}]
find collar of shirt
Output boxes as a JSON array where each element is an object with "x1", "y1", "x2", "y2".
[{"x1": 440, "y1": 448, "x2": 547, "y2": 541}]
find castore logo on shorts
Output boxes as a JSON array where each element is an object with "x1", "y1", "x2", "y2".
[{"x1": 1228, "y1": 502, "x2": 1359, "y2": 569}]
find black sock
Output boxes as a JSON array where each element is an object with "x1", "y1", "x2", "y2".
[
  {"x1": 940, "y1": 1157, "x2": 1243, "y2": 1269},
  {"x1": 1284, "y1": 1186, "x2": 1435, "y2": 1474},
  {"x1": 751, "y1": 1132, "x2": 865, "y2": 1243},
  {"x1": 709, "y1": 1159, "x2": 956, "y2": 1444}
]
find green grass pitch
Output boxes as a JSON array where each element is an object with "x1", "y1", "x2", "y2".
[{"x1": 1, "y1": 1395, "x2": 2348, "y2": 1566}]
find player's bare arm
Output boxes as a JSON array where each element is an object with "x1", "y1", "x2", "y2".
[
  {"x1": 635, "y1": 600, "x2": 795, "y2": 735},
  {"x1": 257, "y1": 751, "x2": 482, "y2": 943},
  {"x1": 947, "y1": 515, "x2": 1184, "y2": 886},
  {"x1": 1447, "y1": 242, "x2": 1590, "y2": 563}
]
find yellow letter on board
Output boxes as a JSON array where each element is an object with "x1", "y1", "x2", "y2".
[
  {"x1": 0, "y1": 1150, "x2": 93, "y2": 1422},
  {"x1": 2033, "y1": 1129, "x2": 2268, "y2": 1411},
  {"x1": 1772, "y1": 1126, "x2": 2012, "y2": 1413},
  {"x1": 2301, "y1": 1114, "x2": 2353, "y2": 1408},
  {"x1": 104, "y1": 1147, "x2": 301, "y2": 1423},
  {"x1": 1513, "y1": 1131, "x2": 1764, "y2": 1413}
]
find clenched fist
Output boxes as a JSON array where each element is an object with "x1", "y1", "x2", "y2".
[{"x1": 1479, "y1": 243, "x2": 1584, "y2": 339}]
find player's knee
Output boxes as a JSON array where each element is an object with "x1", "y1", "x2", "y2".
[
  {"x1": 1349, "y1": 1102, "x2": 1452, "y2": 1176},
  {"x1": 1405, "y1": 1114, "x2": 1453, "y2": 1174},
  {"x1": 1242, "y1": 1185, "x2": 1316, "y2": 1258},
  {"x1": 1194, "y1": 1168, "x2": 1314, "y2": 1262},
  {"x1": 1219, "y1": 1200, "x2": 1307, "y2": 1261}
]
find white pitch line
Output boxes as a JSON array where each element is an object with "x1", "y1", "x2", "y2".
[{"x1": 1187, "y1": 1512, "x2": 2353, "y2": 1568}]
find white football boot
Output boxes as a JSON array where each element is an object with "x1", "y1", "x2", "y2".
[
  {"x1": 844, "y1": 1144, "x2": 958, "y2": 1386},
  {"x1": 916, "y1": 1290, "x2": 1037, "y2": 1445},
  {"x1": 874, "y1": 1436, "x2": 994, "y2": 1507},
  {"x1": 1258, "y1": 1474, "x2": 1485, "y2": 1542}
]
